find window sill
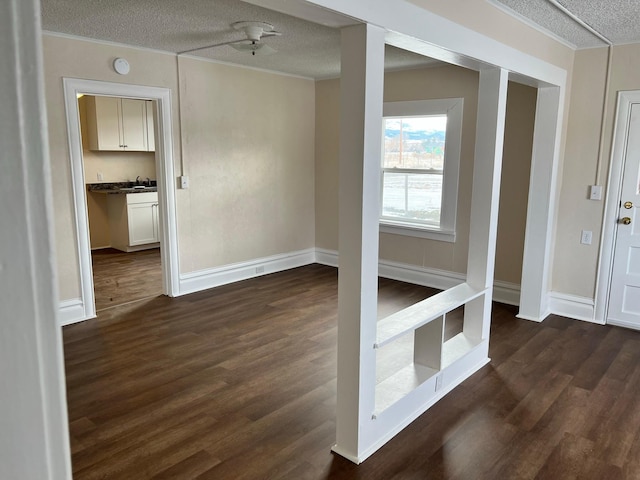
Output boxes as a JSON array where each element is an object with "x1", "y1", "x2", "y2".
[{"x1": 380, "y1": 222, "x2": 456, "y2": 243}]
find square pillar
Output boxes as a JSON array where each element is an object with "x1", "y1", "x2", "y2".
[
  {"x1": 519, "y1": 86, "x2": 563, "y2": 321},
  {"x1": 332, "y1": 23, "x2": 386, "y2": 462},
  {"x1": 464, "y1": 68, "x2": 509, "y2": 342}
]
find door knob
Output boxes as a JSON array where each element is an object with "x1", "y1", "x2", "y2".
[
  {"x1": 621, "y1": 217, "x2": 632, "y2": 225},
  {"x1": 624, "y1": 201, "x2": 633, "y2": 209}
]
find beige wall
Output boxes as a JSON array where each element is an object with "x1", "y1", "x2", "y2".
[
  {"x1": 315, "y1": 65, "x2": 537, "y2": 284},
  {"x1": 553, "y1": 43, "x2": 640, "y2": 297},
  {"x1": 175, "y1": 57, "x2": 315, "y2": 272},
  {"x1": 43, "y1": 34, "x2": 315, "y2": 301}
]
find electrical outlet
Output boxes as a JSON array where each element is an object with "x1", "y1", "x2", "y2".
[
  {"x1": 256, "y1": 266, "x2": 265, "y2": 274},
  {"x1": 97, "y1": 172, "x2": 104, "y2": 181},
  {"x1": 589, "y1": 185, "x2": 602, "y2": 201},
  {"x1": 581, "y1": 230, "x2": 593, "y2": 245}
]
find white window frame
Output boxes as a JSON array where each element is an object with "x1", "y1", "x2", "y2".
[{"x1": 380, "y1": 98, "x2": 463, "y2": 242}]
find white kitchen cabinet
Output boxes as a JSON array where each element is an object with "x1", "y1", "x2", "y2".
[
  {"x1": 86, "y1": 96, "x2": 155, "y2": 152},
  {"x1": 107, "y1": 192, "x2": 159, "y2": 252}
]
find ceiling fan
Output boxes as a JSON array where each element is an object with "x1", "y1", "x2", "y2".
[{"x1": 179, "y1": 21, "x2": 281, "y2": 56}]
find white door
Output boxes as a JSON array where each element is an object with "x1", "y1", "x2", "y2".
[{"x1": 608, "y1": 102, "x2": 640, "y2": 328}]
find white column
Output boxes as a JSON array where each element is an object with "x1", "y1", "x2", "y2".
[
  {"x1": 464, "y1": 68, "x2": 509, "y2": 342},
  {"x1": 0, "y1": 0, "x2": 72, "y2": 478},
  {"x1": 333, "y1": 23, "x2": 385, "y2": 462},
  {"x1": 519, "y1": 86, "x2": 563, "y2": 321}
]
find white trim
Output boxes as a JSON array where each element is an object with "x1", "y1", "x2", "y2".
[
  {"x1": 379, "y1": 223, "x2": 455, "y2": 242},
  {"x1": 378, "y1": 258, "x2": 465, "y2": 290},
  {"x1": 62, "y1": 78, "x2": 180, "y2": 321},
  {"x1": 178, "y1": 249, "x2": 316, "y2": 296},
  {"x1": 315, "y1": 248, "x2": 340, "y2": 267},
  {"x1": 548, "y1": 292, "x2": 600, "y2": 324},
  {"x1": 485, "y1": 0, "x2": 578, "y2": 50},
  {"x1": 493, "y1": 280, "x2": 522, "y2": 307},
  {"x1": 596, "y1": 91, "x2": 640, "y2": 325},
  {"x1": 57, "y1": 298, "x2": 95, "y2": 326},
  {"x1": 314, "y1": 248, "x2": 520, "y2": 306},
  {"x1": 607, "y1": 318, "x2": 640, "y2": 330}
]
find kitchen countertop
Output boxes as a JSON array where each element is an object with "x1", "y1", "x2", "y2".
[{"x1": 87, "y1": 182, "x2": 157, "y2": 194}]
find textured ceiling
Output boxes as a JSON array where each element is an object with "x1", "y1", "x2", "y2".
[
  {"x1": 491, "y1": 0, "x2": 640, "y2": 48},
  {"x1": 40, "y1": 0, "x2": 441, "y2": 79}
]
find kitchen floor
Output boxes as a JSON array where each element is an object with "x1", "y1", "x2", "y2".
[{"x1": 92, "y1": 248, "x2": 162, "y2": 311}]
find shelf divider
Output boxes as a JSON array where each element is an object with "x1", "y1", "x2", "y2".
[{"x1": 375, "y1": 283, "x2": 485, "y2": 348}]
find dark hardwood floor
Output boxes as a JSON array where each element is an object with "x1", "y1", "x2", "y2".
[
  {"x1": 92, "y1": 248, "x2": 162, "y2": 311},
  {"x1": 63, "y1": 264, "x2": 640, "y2": 479}
]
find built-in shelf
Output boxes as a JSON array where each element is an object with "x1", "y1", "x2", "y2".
[
  {"x1": 373, "y1": 283, "x2": 488, "y2": 416},
  {"x1": 442, "y1": 332, "x2": 481, "y2": 369},
  {"x1": 375, "y1": 283, "x2": 485, "y2": 348},
  {"x1": 375, "y1": 363, "x2": 438, "y2": 414}
]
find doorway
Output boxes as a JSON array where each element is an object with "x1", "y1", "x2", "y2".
[
  {"x1": 603, "y1": 92, "x2": 640, "y2": 328},
  {"x1": 79, "y1": 94, "x2": 163, "y2": 311},
  {"x1": 63, "y1": 79, "x2": 180, "y2": 323}
]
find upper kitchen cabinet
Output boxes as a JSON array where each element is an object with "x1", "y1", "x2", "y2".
[{"x1": 86, "y1": 96, "x2": 155, "y2": 152}]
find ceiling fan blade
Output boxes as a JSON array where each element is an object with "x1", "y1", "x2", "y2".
[{"x1": 178, "y1": 39, "x2": 241, "y2": 55}]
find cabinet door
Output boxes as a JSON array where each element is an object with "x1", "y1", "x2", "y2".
[
  {"x1": 152, "y1": 203, "x2": 160, "y2": 242},
  {"x1": 127, "y1": 203, "x2": 157, "y2": 245},
  {"x1": 146, "y1": 101, "x2": 156, "y2": 152},
  {"x1": 88, "y1": 96, "x2": 122, "y2": 150},
  {"x1": 120, "y1": 99, "x2": 148, "y2": 151}
]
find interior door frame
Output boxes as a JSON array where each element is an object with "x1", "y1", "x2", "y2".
[
  {"x1": 62, "y1": 78, "x2": 180, "y2": 322},
  {"x1": 595, "y1": 90, "x2": 640, "y2": 324}
]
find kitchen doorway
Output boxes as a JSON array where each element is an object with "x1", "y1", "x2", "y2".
[{"x1": 62, "y1": 79, "x2": 179, "y2": 324}]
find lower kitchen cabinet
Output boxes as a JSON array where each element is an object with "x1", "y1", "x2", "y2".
[{"x1": 107, "y1": 192, "x2": 159, "y2": 252}]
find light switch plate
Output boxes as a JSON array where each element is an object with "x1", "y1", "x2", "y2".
[
  {"x1": 581, "y1": 230, "x2": 593, "y2": 245},
  {"x1": 180, "y1": 175, "x2": 189, "y2": 189},
  {"x1": 589, "y1": 185, "x2": 602, "y2": 200}
]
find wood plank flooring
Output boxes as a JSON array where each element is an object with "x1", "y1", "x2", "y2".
[
  {"x1": 92, "y1": 248, "x2": 162, "y2": 311},
  {"x1": 63, "y1": 264, "x2": 640, "y2": 479}
]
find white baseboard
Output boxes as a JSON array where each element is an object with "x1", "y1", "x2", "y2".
[
  {"x1": 493, "y1": 280, "x2": 521, "y2": 307},
  {"x1": 59, "y1": 247, "x2": 599, "y2": 328},
  {"x1": 315, "y1": 248, "x2": 339, "y2": 268},
  {"x1": 58, "y1": 298, "x2": 94, "y2": 326},
  {"x1": 315, "y1": 248, "x2": 521, "y2": 306},
  {"x1": 607, "y1": 318, "x2": 640, "y2": 330},
  {"x1": 548, "y1": 292, "x2": 601, "y2": 324},
  {"x1": 178, "y1": 248, "x2": 316, "y2": 296}
]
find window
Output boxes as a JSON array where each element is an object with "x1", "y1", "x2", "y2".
[{"x1": 380, "y1": 99, "x2": 463, "y2": 242}]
